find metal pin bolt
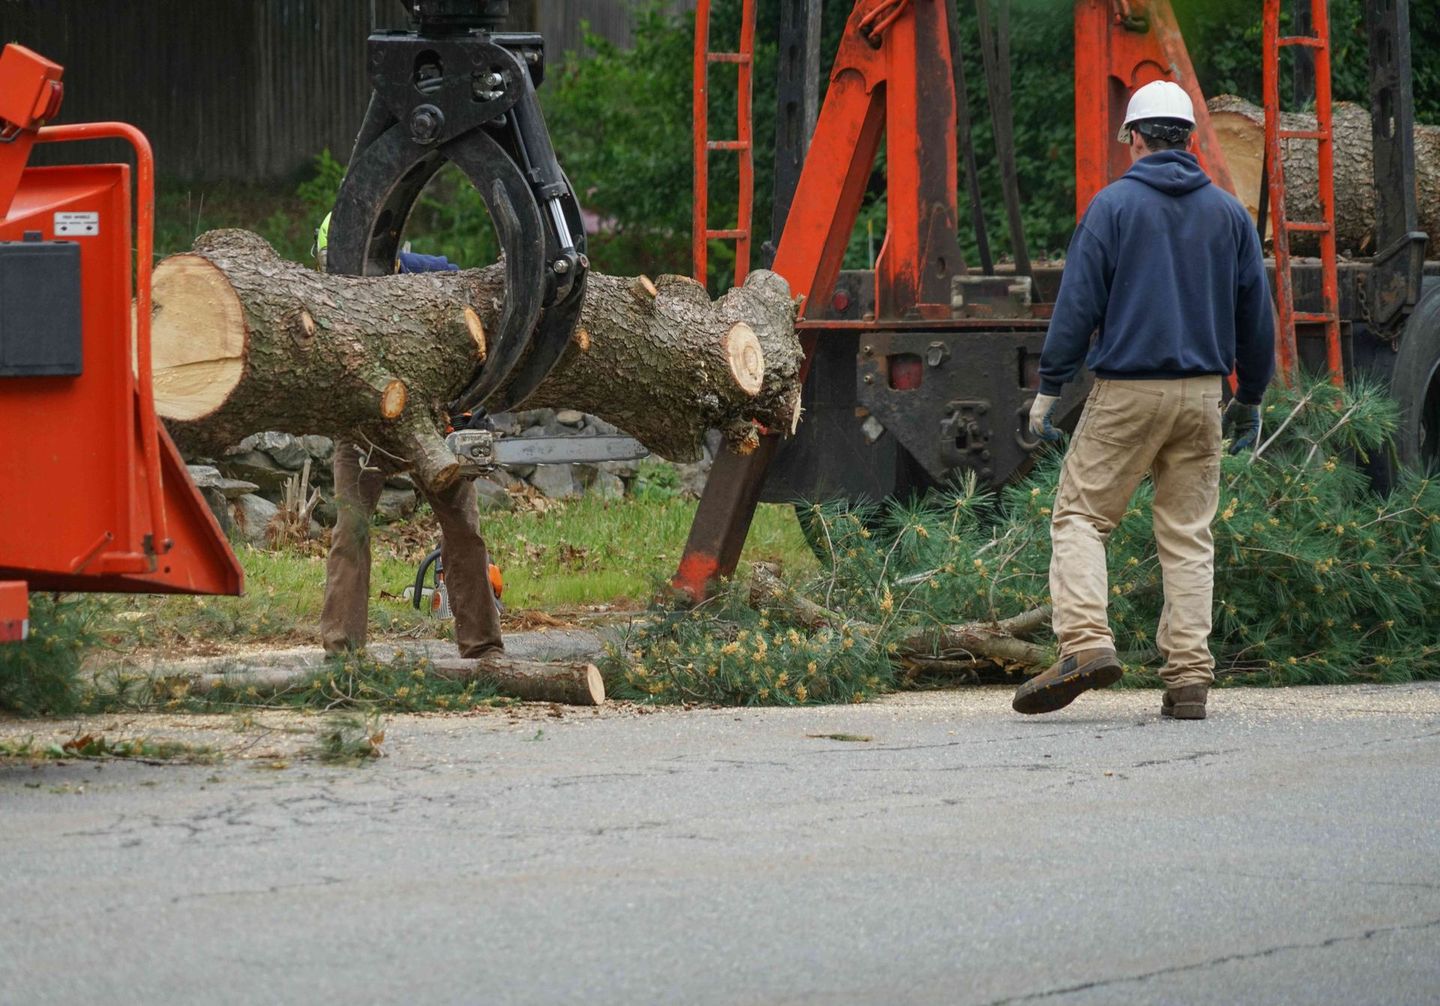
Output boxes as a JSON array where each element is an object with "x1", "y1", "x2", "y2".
[
  {"x1": 553, "y1": 258, "x2": 570, "y2": 274},
  {"x1": 863, "y1": 374, "x2": 874, "y2": 384},
  {"x1": 485, "y1": 72, "x2": 504, "y2": 88},
  {"x1": 409, "y1": 105, "x2": 444, "y2": 145}
]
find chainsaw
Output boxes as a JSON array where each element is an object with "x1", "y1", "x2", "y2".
[
  {"x1": 326, "y1": 0, "x2": 586, "y2": 415},
  {"x1": 445, "y1": 428, "x2": 648, "y2": 474}
]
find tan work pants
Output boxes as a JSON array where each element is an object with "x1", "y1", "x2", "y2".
[
  {"x1": 320, "y1": 441, "x2": 503, "y2": 658},
  {"x1": 1049, "y1": 376, "x2": 1223, "y2": 687}
]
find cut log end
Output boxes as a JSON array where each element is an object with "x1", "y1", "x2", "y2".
[
  {"x1": 151, "y1": 254, "x2": 247, "y2": 421},
  {"x1": 723, "y1": 322, "x2": 765, "y2": 396}
]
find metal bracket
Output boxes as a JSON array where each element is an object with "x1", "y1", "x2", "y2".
[
  {"x1": 1368, "y1": 231, "x2": 1429, "y2": 331},
  {"x1": 939, "y1": 399, "x2": 994, "y2": 480}
]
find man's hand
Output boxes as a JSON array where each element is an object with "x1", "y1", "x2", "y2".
[
  {"x1": 1223, "y1": 399, "x2": 1263, "y2": 454},
  {"x1": 1028, "y1": 394, "x2": 1062, "y2": 442}
]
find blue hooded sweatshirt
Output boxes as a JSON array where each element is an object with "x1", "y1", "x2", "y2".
[{"x1": 1038, "y1": 150, "x2": 1275, "y2": 405}]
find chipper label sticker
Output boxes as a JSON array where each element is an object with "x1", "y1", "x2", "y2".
[{"x1": 54, "y1": 211, "x2": 99, "y2": 236}]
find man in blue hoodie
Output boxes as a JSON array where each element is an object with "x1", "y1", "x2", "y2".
[{"x1": 1012, "y1": 80, "x2": 1274, "y2": 721}]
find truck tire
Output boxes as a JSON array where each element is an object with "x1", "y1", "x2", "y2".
[{"x1": 1391, "y1": 281, "x2": 1440, "y2": 472}]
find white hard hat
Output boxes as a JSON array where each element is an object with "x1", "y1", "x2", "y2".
[{"x1": 1118, "y1": 80, "x2": 1196, "y2": 141}]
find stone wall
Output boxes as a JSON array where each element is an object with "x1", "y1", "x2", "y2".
[{"x1": 185, "y1": 413, "x2": 716, "y2": 546}]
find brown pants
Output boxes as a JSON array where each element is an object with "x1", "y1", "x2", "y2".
[
  {"x1": 319, "y1": 441, "x2": 503, "y2": 658},
  {"x1": 1049, "y1": 377, "x2": 1223, "y2": 687}
]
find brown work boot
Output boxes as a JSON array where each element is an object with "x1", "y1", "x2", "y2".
[
  {"x1": 1161, "y1": 685, "x2": 1208, "y2": 720},
  {"x1": 1012, "y1": 648, "x2": 1123, "y2": 714}
]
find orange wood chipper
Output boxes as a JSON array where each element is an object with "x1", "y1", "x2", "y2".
[{"x1": 0, "y1": 43, "x2": 242, "y2": 643}]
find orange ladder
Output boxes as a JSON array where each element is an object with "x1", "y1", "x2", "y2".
[
  {"x1": 692, "y1": 0, "x2": 756, "y2": 288},
  {"x1": 1262, "y1": 0, "x2": 1343, "y2": 385}
]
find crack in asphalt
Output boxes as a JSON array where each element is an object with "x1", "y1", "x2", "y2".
[
  {"x1": 1130, "y1": 748, "x2": 1230, "y2": 768},
  {"x1": 977, "y1": 915, "x2": 1440, "y2": 1005},
  {"x1": 1222, "y1": 869, "x2": 1440, "y2": 894},
  {"x1": 168, "y1": 875, "x2": 345, "y2": 904}
]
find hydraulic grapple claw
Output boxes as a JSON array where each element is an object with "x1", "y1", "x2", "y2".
[{"x1": 326, "y1": 5, "x2": 587, "y2": 415}]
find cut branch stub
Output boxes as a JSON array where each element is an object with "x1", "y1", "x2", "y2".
[{"x1": 724, "y1": 323, "x2": 765, "y2": 396}]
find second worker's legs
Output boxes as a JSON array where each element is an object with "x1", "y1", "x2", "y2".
[
  {"x1": 320, "y1": 441, "x2": 387, "y2": 653},
  {"x1": 422, "y1": 477, "x2": 504, "y2": 659}
]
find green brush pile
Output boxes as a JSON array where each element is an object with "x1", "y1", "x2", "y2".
[{"x1": 605, "y1": 376, "x2": 1440, "y2": 703}]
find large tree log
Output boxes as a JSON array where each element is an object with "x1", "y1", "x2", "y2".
[
  {"x1": 151, "y1": 229, "x2": 803, "y2": 484},
  {"x1": 1207, "y1": 94, "x2": 1440, "y2": 256}
]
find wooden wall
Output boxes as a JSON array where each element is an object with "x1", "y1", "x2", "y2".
[
  {"x1": 0, "y1": 1, "x2": 681, "y2": 182},
  {"x1": 506, "y1": 1, "x2": 696, "y2": 60}
]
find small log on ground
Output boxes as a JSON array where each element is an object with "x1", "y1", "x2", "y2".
[
  {"x1": 1207, "y1": 94, "x2": 1440, "y2": 255},
  {"x1": 178, "y1": 655, "x2": 605, "y2": 706},
  {"x1": 150, "y1": 229, "x2": 803, "y2": 474},
  {"x1": 747, "y1": 564, "x2": 1052, "y2": 668},
  {"x1": 428, "y1": 656, "x2": 606, "y2": 706}
]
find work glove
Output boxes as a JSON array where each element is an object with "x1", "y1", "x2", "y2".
[
  {"x1": 1028, "y1": 393, "x2": 1062, "y2": 442},
  {"x1": 398, "y1": 250, "x2": 460, "y2": 274},
  {"x1": 1223, "y1": 399, "x2": 1263, "y2": 454}
]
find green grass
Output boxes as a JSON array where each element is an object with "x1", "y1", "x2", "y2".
[
  {"x1": 482, "y1": 498, "x2": 816, "y2": 609},
  {"x1": 155, "y1": 181, "x2": 315, "y2": 262},
  {"x1": 90, "y1": 498, "x2": 815, "y2": 655}
]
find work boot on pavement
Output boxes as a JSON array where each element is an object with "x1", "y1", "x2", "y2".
[
  {"x1": 1012, "y1": 648, "x2": 1123, "y2": 714},
  {"x1": 1161, "y1": 685, "x2": 1208, "y2": 720}
]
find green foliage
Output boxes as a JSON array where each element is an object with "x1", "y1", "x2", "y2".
[
  {"x1": 0, "y1": 595, "x2": 104, "y2": 716},
  {"x1": 629, "y1": 459, "x2": 682, "y2": 502},
  {"x1": 604, "y1": 579, "x2": 896, "y2": 705},
  {"x1": 541, "y1": 5, "x2": 713, "y2": 279},
  {"x1": 543, "y1": 0, "x2": 1440, "y2": 276},
  {"x1": 154, "y1": 183, "x2": 314, "y2": 262},
  {"x1": 295, "y1": 148, "x2": 347, "y2": 220},
  {"x1": 310, "y1": 711, "x2": 387, "y2": 763},
  {"x1": 149, "y1": 5, "x2": 1440, "y2": 280},
  {"x1": 614, "y1": 378, "x2": 1440, "y2": 704}
]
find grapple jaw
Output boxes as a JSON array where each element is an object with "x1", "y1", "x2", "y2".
[{"x1": 327, "y1": 20, "x2": 587, "y2": 414}]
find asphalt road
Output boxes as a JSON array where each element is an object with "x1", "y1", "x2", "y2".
[{"x1": 3, "y1": 683, "x2": 1439, "y2": 1005}]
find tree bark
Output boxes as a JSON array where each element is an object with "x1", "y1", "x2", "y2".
[
  {"x1": 180, "y1": 655, "x2": 606, "y2": 705},
  {"x1": 151, "y1": 229, "x2": 803, "y2": 484},
  {"x1": 428, "y1": 656, "x2": 606, "y2": 706},
  {"x1": 1206, "y1": 94, "x2": 1440, "y2": 256}
]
